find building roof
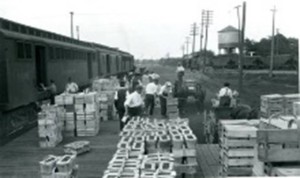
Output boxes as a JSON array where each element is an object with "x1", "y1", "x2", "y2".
[{"x1": 218, "y1": 25, "x2": 239, "y2": 33}]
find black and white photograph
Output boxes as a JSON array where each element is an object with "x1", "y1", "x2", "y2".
[{"x1": 0, "y1": 0, "x2": 299, "y2": 177}]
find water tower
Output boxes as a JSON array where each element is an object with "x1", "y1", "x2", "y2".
[{"x1": 218, "y1": 25, "x2": 239, "y2": 54}]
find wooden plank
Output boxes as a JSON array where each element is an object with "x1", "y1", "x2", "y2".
[
  {"x1": 258, "y1": 148, "x2": 300, "y2": 162},
  {"x1": 222, "y1": 138, "x2": 256, "y2": 148},
  {"x1": 257, "y1": 129, "x2": 300, "y2": 144},
  {"x1": 224, "y1": 125, "x2": 257, "y2": 138},
  {"x1": 271, "y1": 167, "x2": 300, "y2": 176},
  {"x1": 226, "y1": 148, "x2": 255, "y2": 157},
  {"x1": 223, "y1": 157, "x2": 254, "y2": 166}
]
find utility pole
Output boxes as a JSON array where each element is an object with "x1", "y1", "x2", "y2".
[
  {"x1": 181, "y1": 45, "x2": 185, "y2": 57},
  {"x1": 76, "y1": 25, "x2": 80, "y2": 40},
  {"x1": 269, "y1": 6, "x2": 277, "y2": 77},
  {"x1": 190, "y1": 23, "x2": 199, "y2": 56},
  {"x1": 276, "y1": 28, "x2": 279, "y2": 55},
  {"x1": 202, "y1": 10, "x2": 213, "y2": 71},
  {"x1": 199, "y1": 10, "x2": 205, "y2": 52},
  {"x1": 70, "y1": 11, "x2": 74, "y2": 38},
  {"x1": 185, "y1": 36, "x2": 190, "y2": 57}
]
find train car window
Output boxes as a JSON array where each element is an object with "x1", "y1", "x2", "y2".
[
  {"x1": 55, "y1": 48, "x2": 59, "y2": 59},
  {"x1": 12, "y1": 23, "x2": 19, "y2": 32},
  {"x1": 17, "y1": 42, "x2": 24, "y2": 58},
  {"x1": 20, "y1": 26, "x2": 27, "y2": 34},
  {"x1": 49, "y1": 47, "x2": 54, "y2": 59},
  {"x1": 29, "y1": 28, "x2": 34, "y2": 35},
  {"x1": 2, "y1": 20, "x2": 10, "y2": 30},
  {"x1": 36, "y1": 30, "x2": 41, "y2": 37},
  {"x1": 25, "y1": 43, "x2": 32, "y2": 59}
]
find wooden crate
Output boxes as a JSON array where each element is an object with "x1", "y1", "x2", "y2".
[
  {"x1": 260, "y1": 94, "x2": 284, "y2": 118},
  {"x1": 219, "y1": 121, "x2": 258, "y2": 177},
  {"x1": 283, "y1": 94, "x2": 300, "y2": 115}
]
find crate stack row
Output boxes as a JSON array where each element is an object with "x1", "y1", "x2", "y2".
[
  {"x1": 260, "y1": 94, "x2": 284, "y2": 118},
  {"x1": 102, "y1": 117, "x2": 197, "y2": 178},
  {"x1": 260, "y1": 93, "x2": 300, "y2": 118},
  {"x1": 93, "y1": 78, "x2": 118, "y2": 121},
  {"x1": 167, "y1": 98, "x2": 179, "y2": 119},
  {"x1": 294, "y1": 101, "x2": 300, "y2": 116},
  {"x1": 74, "y1": 92, "x2": 100, "y2": 136},
  {"x1": 55, "y1": 93, "x2": 76, "y2": 137},
  {"x1": 283, "y1": 94, "x2": 300, "y2": 115},
  {"x1": 218, "y1": 120, "x2": 258, "y2": 177},
  {"x1": 39, "y1": 154, "x2": 78, "y2": 178},
  {"x1": 38, "y1": 105, "x2": 63, "y2": 148}
]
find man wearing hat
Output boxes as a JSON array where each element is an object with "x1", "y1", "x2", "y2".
[
  {"x1": 158, "y1": 81, "x2": 172, "y2": 117},
  {"x1": 124, "y1": 85, "x2": 144, "y2": 117}
]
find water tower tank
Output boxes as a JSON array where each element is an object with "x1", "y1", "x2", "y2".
[{"x1": 218, "y1": 25, "x2": 239, "y2": 51}]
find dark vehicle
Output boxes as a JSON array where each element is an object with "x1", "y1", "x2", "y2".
[{"x1": 0, "y1": 17, "x2": 134, "y2": 145}]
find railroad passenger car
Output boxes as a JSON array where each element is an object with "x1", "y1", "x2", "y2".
[{"x1": 0, "y1": 18, "x2": 134, "y2": 145}]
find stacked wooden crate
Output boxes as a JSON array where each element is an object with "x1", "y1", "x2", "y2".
[
  {"x1": 55, "y1": 93, "x2": 76, "y2": 137},
  {"x1": 283, "y1": 94, "x2": 300, "y2": 115},
  {"x1": 102, "y1": 117, "x2": 193, "y2": 178},
  {"x1": 74, "y1": 92, "x2": 100, "y2": 136},
  {"x1": 219, "y1": 120, "x2": 258, "y2": 177},
  {"x1": 260, "y1": 94, "x2": 284, "y2": 118},
  {"x1": 254, "y1": 117, "x2": 300, "y2": 176},
  {"x1": 39, "y1": 154, "x2": 78, "y2": 178},
  {"x1": 167, "y1": 98, "x2": 179, "y2": 118},
  {"x1": 293, "y1": 101, "x2": 300, "y2": 116},
  {"x1": 93, "y1": 78, "x2": 118, "y2": 121},
  {"x1": 38, "y1": 105, "x2": 63, "y2": 148},
  {"x1": 64, "y1": 141, "x2": 91, "y2": 155}
]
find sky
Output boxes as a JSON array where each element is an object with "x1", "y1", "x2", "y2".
[{"x1": 0, "y1": 0, "x2": 299, "y2": 59}]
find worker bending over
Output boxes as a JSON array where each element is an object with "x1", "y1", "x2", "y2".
[
  {"x1": 124, "y1": 85, "x2": 144, "y2": 117},
  {"x1": 158, "y1": 81, "x2": 172, "y2": 117},
  {"x1": 114, "y1": 80, "x2": 129, "y2": 130},
  {"x1": 65, "y1": 77, "x2": 79, "y2": 93},
  {"x1": 41, "y1": 79, "x2": 57, "y2": 105}
]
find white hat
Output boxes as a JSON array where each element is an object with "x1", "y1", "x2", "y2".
[{"x1": 166, "y1": 81, "x2": 171, "y2": 87}]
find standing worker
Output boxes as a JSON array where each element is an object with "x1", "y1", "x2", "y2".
[
  {"x1": 124, "y1": 85, "x2": 144, "y2": 118},
  {"x1": 158, "y1": 81, "x2": 172, "y2": 117},
  {"x1": 41, "y1": 79, "x2": 57, "y2": 105},
  {"x1": 65, "y1": 77, "x2": 79, "y2": 93},
  {"x1": 218, "y1": 82, "x2": 233, "y2": 107},
  {"x1": 130, "y1": 72, "x2": 142, "y2": 93},
  {"x1": 174, "y1": 71, "x2": 188, "y2": 116},
  {"x1": 114, "y1": 80, "x2": 129, "y2": 130},
  {"x1": 144, "y1": 77, "x2": 158, "y2": 116}
]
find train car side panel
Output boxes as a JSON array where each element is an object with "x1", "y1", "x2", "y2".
[{"x1": 0, "y1": 32, "x2": 9, "y2": 106}]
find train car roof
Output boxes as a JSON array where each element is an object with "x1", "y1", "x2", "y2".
[{"x1": 0, "y1": 17, "x2": 133, "y2": 55}]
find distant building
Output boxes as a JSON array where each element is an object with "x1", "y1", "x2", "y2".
[{"x1": 218, "y1": 25, "x2": 240, "y2": 55}]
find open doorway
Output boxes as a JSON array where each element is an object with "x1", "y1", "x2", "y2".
[{"x1": 35, "y1": 45, "x2": 47, "y2": 88}]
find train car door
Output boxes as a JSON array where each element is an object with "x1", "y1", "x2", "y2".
[
  {"x1": 97, "y1": 52, "x2": 102, "y2": 76},
  {"x1": 0, "y1": 34, "x2": 8, "y2": 105},
  {"x1": 106, "y1": 54, "x2": 111, "y2": 74},
  {"x1": 87, "y1": 53, "x2": 93, "y2": 79},
  {"x1": 35, "y1": 45, "x2": 47, "y2": 86}
]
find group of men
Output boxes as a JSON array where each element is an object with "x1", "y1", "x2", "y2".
[{"x1": 114, "y1": 71, "x2": 173, "y2": 130}]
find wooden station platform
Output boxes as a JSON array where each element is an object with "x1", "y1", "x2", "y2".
[{"x1": 0, "y1": 120, "x2": 220, "y2": 178}]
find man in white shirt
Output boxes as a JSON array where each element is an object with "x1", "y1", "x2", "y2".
[
  {"x1": 65, "y1": 77, "x2": 79, "y2": 93},
  {"x1": 144, "y1": 78, "x2": 158, "y2": 116},
  {"x1": 218, "y1": 82, "x2": 233, "y2": 107},
  {"x1": 124, "y1": 85, "x2": 144, "y2": 117}
]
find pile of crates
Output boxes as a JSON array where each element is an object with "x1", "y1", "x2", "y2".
[
  {"x1": 260, "y1": 94, "x2": 284, "y2": 118},
  {"x1": 38, "y1": 105, "x2": 63, "y2": 148},
  {"x1": 93, "y1": 78, "x2": 118, "y2": 121},
  {"x1": 283, "y1": 94, "x2": 300, "y2": 115},
  {"x1": 102, "y1": 117, "x2": 197, "y2": 178},
  {"x1": 219, "y1": 120, "x2": 258, "y2": 177},
  {"x1": 294, "y1": 101, "x2": 300, "y2": 116},
  {"x1": 39, "y1": 154, "x2": 78, "y2": 178},
  {"x1": 55, "y1": 93, "x2": 76, "y2": 136},
  {"x1": 167, "y1": 98, "x2": 179, "y2": 118},
  {"x1": 74, "y1": 92, "x2": 100, "y2": 136}
]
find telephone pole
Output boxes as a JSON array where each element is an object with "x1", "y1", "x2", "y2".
[
  {"x1": 190, "y1": 23, "x2": 199, "y2": 56},
  {"x1": 76, "y1": 25, "x2": 80, "y2": 40},
  {"x1": 199, "y1": 10, "x2": 205, "y2": 52},
  {"x1": 202, "y1": 10, "x2": 213, "y2": 71},
  {"x1": 70, "y1": 11, "x2": 74, "y2": 38},
  {"x1": 269, "y1": 6, "x2": 277, "y2": 77},
  {"x1": 181, "y1": 45, "x2": 185, "y2": 57},
  {"x1": 185, "y1": 36, "x2": 190, "y2": 57}
]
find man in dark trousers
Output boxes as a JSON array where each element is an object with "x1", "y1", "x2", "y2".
[
  {"x1": 174, "y1": 71, "x2": 188, "y2": 116},
  {"x1": 114, "y1": 80, "x2": 128, "y2": 130},
  {"x1": 144, "y1": 77, "x2": 158, "y2": 116},
  {"x1": 41, "y1": 79, "x2": 57, "y2": 105}
]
